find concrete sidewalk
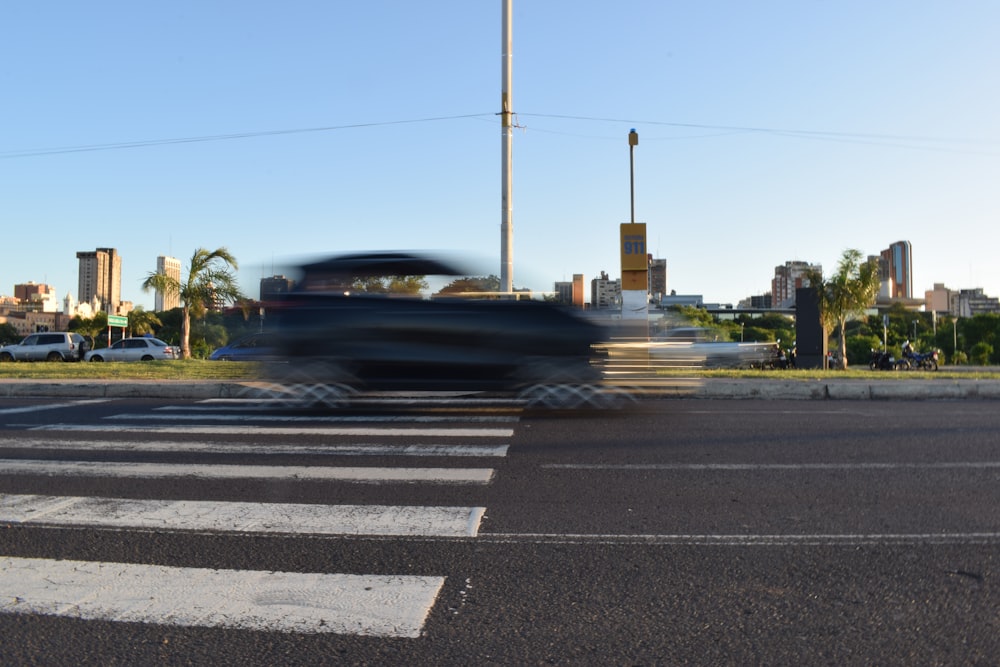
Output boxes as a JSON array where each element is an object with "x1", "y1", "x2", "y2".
[{"x1": 2, "y1": 377, "x2": 1000, "y2": 400}]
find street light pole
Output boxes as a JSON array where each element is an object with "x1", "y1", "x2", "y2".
[
  {"x1": 954, "y1": 317, "x2": 958, "y2": 362},
  {"x1": 499, "y1": 0, "x2": 514, "y2": 294},
  {"x1": 628, "y1": 129, "x2": 638, "y2": 224}
]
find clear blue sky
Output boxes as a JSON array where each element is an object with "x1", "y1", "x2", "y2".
[{"x1": 3, "y1": 1, "x2": 998, "y2": 310}]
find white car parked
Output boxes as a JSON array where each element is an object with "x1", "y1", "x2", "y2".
[
  {"x1": 0, "y1": 332, "x2": 90, "y2": 362},
  {"x1": 84, "y1": 337, "x2": 180, "y2": 362}
]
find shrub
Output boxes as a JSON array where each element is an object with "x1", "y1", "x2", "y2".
[{"x1": 969, "y1": 342, "x2": 993, "y2": 366}]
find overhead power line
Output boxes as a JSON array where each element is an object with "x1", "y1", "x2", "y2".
[
  {"x1": 2, "y1": 112, "x2": 996, "y2": 159},
  {"x1": 520, "y1": 113, "x2": 997, "y2": 145},
  {"x1": 0, "y1": 114, "x2": 494, "y2": 159},
  {"x1": 519, "y1": 113, "x2": 1000, "y2": 155}
]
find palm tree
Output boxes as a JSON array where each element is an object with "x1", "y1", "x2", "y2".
[
  {"x1": 141, "y1": 248, "x2": 244, "y2": 359},
  {"x1": 69, "y1": 312, "x2": 107, "y2": 351},
  {"x1": 804, "y1": 249, "x2": 880, "y2": 370},
  {"x1": 126, "y1": 307, "x2": 162, "y2": 337}
]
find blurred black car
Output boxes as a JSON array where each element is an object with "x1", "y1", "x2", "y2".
[
  {"x1": 209, "y1": 332, "x2": 279, "y2": 361},
  {"x1": 264, "y1": 252, "x2": 604, "y2": 394}
]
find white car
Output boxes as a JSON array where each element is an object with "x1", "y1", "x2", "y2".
[
  {"x1": 0, "y1": 332, "x2": 90, "y2": 362},
  {"x1": 84, "y1": 337, "x2": 180, "y2": 362}
]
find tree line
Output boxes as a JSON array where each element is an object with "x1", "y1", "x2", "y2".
[{"x1": 674, "y1": 248, "x2": 999, "y2": 367}]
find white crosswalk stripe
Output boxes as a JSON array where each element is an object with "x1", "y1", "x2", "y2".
[
  {"x1": 0, "y1": 494, "x2": 486, "y2": 537},
  {"x1": 0, "y1": 556, "x2": 443, "y2": 638},
  {"x1": 0, "y1": 397, "x2": 517, "y2": 637},
  {"x1": 29, "y1": 423, "x2": 514, "y2": 437},
  {"x1": 1, "y1": 459, "x2": 495, "y2": 483},
  {"x1": 0, "y1": 437, "x2": 508, "y2": 457}
]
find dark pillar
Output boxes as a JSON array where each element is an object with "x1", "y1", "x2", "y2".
[{"x1": 795, "y1": 287, "x2": 827, "y2": 369}]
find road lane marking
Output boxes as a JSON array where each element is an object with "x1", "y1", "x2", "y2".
[
  {"x1": 0, "y1": 459, "x2": 494, "y2": 483},
  {"x1": 0, "y1": 437, "x2": 508, "y2": 457},
  {"x1": 119, "y1": 412, "x2": 520, "y2": 423},
  {"x1": 29, "y1": 424, "x2": 514, "y2": 437},
  {"x1": 0, "y1": 399, "x2": 111, "y2": 415},
  {"x1": 542, "y1": 462, "x2": 1000, "y2": 471},
  {"x1": 200, "y1": 397, "x2": 527, "y2": 406},
  {"x1": 0, "y1": 556, "x2": 443, "y2": 638},
  {"x1": 477, "y1": 532, "x2": 1000, "y2": 546},
  {"x1": 0, "y1": 494, "x2": 486, "y2": 537}
]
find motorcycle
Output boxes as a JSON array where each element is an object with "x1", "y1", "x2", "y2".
[
  {"x1": 763, "y1": 341, "x2": 796, "y2": 370},
  {"x1": 900, "y1": 340, "x2": 939, "y2": 371},
  {"x1": 869, "y1": 348, "x2": 905, "y2": 371}
]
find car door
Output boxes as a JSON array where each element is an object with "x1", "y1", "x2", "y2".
[
  {"x1": 103, "y1": 340, "x2": 127, "y2": 361},
  {"x1": 19, "y1": 334, "x2": 40, "y2": 361},
  {"x1": 124, "y1": 338, "x2": 149, "y2": 361}
]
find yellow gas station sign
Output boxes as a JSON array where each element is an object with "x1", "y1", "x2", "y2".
[{"x1": 620, "y1": 223, "x2": 647, "y2": 271}]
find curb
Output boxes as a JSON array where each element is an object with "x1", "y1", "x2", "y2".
[
  {"x1": 0, "y1": 381, "x2": 242, "y2": 400},
  {"x1": 3, "y1": 379, "x2": 1000, "y2": 400},
  {"x1": 692, "y1": 379, "x2": 1000, "y2": 400}
]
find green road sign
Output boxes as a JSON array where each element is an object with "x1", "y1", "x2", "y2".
[{"x1": 108, "y1": 315, "x2": 128, "y2": 327}]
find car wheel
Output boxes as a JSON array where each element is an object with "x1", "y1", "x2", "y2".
[
  {"x1": 47, "y1": 352, "x2": 64, "y2": 362},
  {"x1": 89, "y1": 356, "x2": 104, "y2": 362},
  {"x1": 141, "y1": 355, "x2": 154, "y2": 361},
  {"x1": 0, "y1": 352, "x2": 14, "y2": 362}
]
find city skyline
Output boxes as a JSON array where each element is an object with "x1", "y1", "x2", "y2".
[
  {"x1": 5, "y1": 237, "x2": 998, "y2": 316},
  {"x1": 3, "y1": 2, "x2": 998, "y2": 309}
]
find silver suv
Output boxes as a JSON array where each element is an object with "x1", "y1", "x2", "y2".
[{"x1": 0, "y1": 332, "x2": 90, "y2": 362}]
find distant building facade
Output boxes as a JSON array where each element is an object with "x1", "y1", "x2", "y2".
[
  {"x1": 12, "y1": 283, "x2": 59, "y2": 313},
  {"x1": 571, "y1": 274, "x2": 585, "y2": 308},
  {"x1": 772, "y1": 261, "x2": 820, "y2": 308},
  {"x1": 553, "y1": 281, "x2": 573, "y2": 304},
  {"x1": 648, "y1": 257, "x2": 667, "y2": 302},
  {"x1": 260, "y1": 275, "x2": 295, "y2": 302},
  {"x1": 591, "y1": 271, "x2": 621, "y2": 310},
  {"x1": 154, "y1": 256, "x2": 182, "y2": 312},
  {"x1": 950, "y1": 288, "x2": 1000, "y2": 317},
  {"x1": 77, "y1": 248, "x2": 122, "y2": 314},
  {"x1": 923, "y1": 283, "x2": 1000, "y2": 316},
  {"x1": 925, "y1": 283, "x2": 951, "y2": 313},
  {"x1": 660, "y1": 293, "x2": 704, "y2": 309},
  {"x1": 880, "y1": 240, "x2": 913, "y2": 299}
]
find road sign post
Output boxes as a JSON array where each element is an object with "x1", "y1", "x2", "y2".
[{"x1": 107, "y1": 314, "x2": 128, "y2": 346}]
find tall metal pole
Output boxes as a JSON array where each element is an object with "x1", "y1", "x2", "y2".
[
  {"x1": 629, "y1": 129, "x2": 638, "y2": 224},
  {"x1": 500, "y1": 0, "x2": 514, "y2": 293}
]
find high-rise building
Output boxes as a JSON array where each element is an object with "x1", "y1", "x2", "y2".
[
  {"x1": 648, "y1": 257, "x2": 667, "y2": 301},
  {"x1": 771, "y1": 261, "x2": 820, "y2": 308},
  {"x1": 880, "y1": 240, "x2": 913, "y2": 299},
  {"x1": 260, "y1": 275, "x2": 295, "y2": 302},
  {"x1": 553, "y1": 281, "x2": 573, "y2": 304},
  {"x1": 76, "y1": 248, "x2": 121, "y2": 314},
  {"x1": 155, "y1": 256, "x2": 182, "y2": 312},
  {"x1": 571, "y1": 274, "x2": 585, "y2": 308}
]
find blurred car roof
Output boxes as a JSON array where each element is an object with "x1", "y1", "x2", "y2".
[{"x1": 298, "y1": 252, "x2": 467, "y2": 278}]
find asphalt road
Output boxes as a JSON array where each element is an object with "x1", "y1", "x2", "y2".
[{"x1": 1, "y1": 395, "x2": 998, "y2": 665}]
